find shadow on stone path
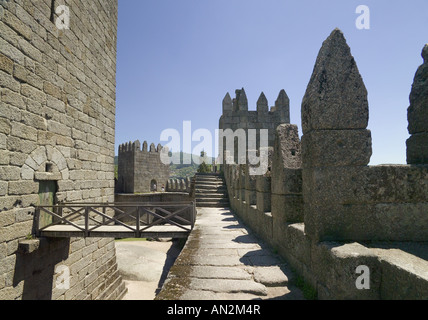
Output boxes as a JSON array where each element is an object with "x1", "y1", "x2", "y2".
[{"x1": 156, "y1": 207, "x2": 305, "y2": 300}]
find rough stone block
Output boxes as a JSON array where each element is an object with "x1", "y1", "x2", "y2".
[
  {"x1": 271, "y1": 167, "x2": 302, "y2": 195},
  {"x1": 408, "y1": 45, "x2": 428, "y2": 134},
  {"x1": 313, "y1": 242, "x2": 381, "y2": 300},
  {"x1": 257, "y1": 211, "x2": 273, "y2": 246},
  {"x1": 407, "y1": 133, "x2": 428, "y2": 164},
  {"x1": 379, "y1": 246, "x2": 428, "y2": 299},
  {"x1": 271, "y1": 194, "x2": 303, "y2": 224},
  {"x1": 304, "y1": 199, "x2": 428, "y2": 242},
  {"x1": 18, "y1": 239, "x2": 40, "y2": 254},
  {"x1": 303, "y1": 165, "x2": 428, "y2": 206},
  {"x1": 273, "y1": 124, "x2": 301, "y2": 169},
  {"x1": 244, "y1": 189, "x2": 256, "y2": 206},
  {"x1": 255, "y1": 175, "x2": 271, "y2": 193},
  {"x1": 282, "y1": 223, "x2": 311, "y2": 268},
  {"x1": 0, "y1": 118, "x2": 11, "y2": 135},
  {"x1": 302, "y1": 29, "x2": 369, "y2": 133},
  {"x1": 256, "y1": 190, "x2": 271, "y2": 213},
  {"x1": 0, "y1": 52, "x2": 13, "y2": 74},
  {"x1": 302, "y1": 129, "x2": 372, "y2": 168}
]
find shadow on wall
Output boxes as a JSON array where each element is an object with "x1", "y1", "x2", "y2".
[{"x1": 13, "y1": 238, "x2": 70, "y2": 300}]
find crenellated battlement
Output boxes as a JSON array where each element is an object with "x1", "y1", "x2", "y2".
[
  {"x1": 118, "y1": 140, "x2": 167, "y2": 154},
  {"x1": 117, "y1": 140, "x2": 170, "y2": 193},
  {"x1": 220, "y1": 88, "x2": 290, "y2": 131},
  {"x1": 221, "y1": 29, "x2": 428, "y2": 300}
]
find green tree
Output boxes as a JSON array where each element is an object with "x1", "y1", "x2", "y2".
[{"x1": 197, "y1": 150, "x2": 211, "y2": 173}]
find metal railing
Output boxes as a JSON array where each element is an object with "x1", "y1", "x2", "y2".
[{"x1": 35, "y1": 201, "x2": 196, "y2": 238}]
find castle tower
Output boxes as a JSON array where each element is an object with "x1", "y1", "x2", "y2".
[
  {"x1": 219, "y1": 88, "x2": 291, "y2": 167},
  {"x1": 0, "y1": 0, "x2": 125, "y2": 300},
  {"x1": 117, "y1": 141, "x2": 170, "y2": 193}
]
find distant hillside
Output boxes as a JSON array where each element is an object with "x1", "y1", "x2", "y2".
[{"x1": 114, "y1": 152, "x2": 214, "y2": 180}]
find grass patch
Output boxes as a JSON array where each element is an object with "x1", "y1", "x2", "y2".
[{"x1": 295, "y1": 276, "x2": 318, "y2": 300}]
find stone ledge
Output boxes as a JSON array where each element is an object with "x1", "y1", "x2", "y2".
[
  {"x1": 34, "y1": 172, "x2": 61, "y2": 181},
  {"x1": 18, "y1": 239, "x2": 40, "y2": 254}
]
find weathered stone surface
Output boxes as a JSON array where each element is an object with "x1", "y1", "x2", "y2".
[
  {"x1": 157, "y1": 207, "x2": 303, "y2": 300},
  {"x1": 219, "y1": 89, "x2": 290, "y2": 163},
  {"x1": 222, "y1": 92, "x2": 232, "y2": 113},
  {"x1": 0, "y1": 0, "x2": 125, "y2": 301},
  {"x1": 117, "y1": 142, "x2": 170, "y2": 193},
  {"x1": 407, "y1": 132, "x2": 428, "y2": 164},
  {"x1": 271, "y1": 194, "x2": 303, "y2": 224},
  {"x1": 313, "y1": 242, "x2": 381, "y2": 300},
  {"x1": 408, "y1": 44, "x2": 428, "y2": 135},
  {"x1": 302, "y1": 29, "x2": 369, "y2": 133},
  {"x1": 257, "y1": 92, "x2": 269, "y2": 113},
  {"x1": 236, "y1": 88, "x2": 248, "y2": 111},
  {"x1": 302, "y1": 129, "x2": 372, "y2": 168},
  {"x1": 253, "y1": 266, "x2": 290, "y2": 287}
]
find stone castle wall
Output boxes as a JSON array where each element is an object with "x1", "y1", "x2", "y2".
[
  {"x1": 219, "y1": 88, "x2": 290, "y2": 163},
  {"x1": 0, "y1": 0, "x2": 126, "y2": 299},
  {"x1": 117, "y1": 141, "x2": 170, "y2": 194},
  {"x1": 223, "y1": 29, "x2": 428, "y2": 299}
]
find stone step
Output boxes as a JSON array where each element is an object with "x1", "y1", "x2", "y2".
[
  {"x1": 196, "y1": 184, "x2": 227, "y2": 189},
  {"x1": 195, "y1": 175, "x2": 224, "y2": 181},
  {"x1": 196, "y1": 197, "x2": 229, "y2": 203},
  {"x1": 195, "y1": 193, "x2": 228, "y2": 198},
  {"x1": 196, "y1": 181, "x2": 224, "y2": 186},
  {"x1": 196, "y1": 202, "x2": 230, "y2": 208}
]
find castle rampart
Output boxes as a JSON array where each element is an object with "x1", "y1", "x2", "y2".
[{"x1": 222, "y1": 29, "x2": 428, "y2": 299}]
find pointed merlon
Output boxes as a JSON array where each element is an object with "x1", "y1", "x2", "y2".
[
  {"x1": 275, "y1": 89, "x2": 290, "y2": 110},
  {"x1": 237, "y1": 88, "x2": 248, "y2": 111},
  {"x1": 150, "y1": 143, "x2": 156, "y2": 152},
  {"x1": 257, "y1": 92, "x2": 269, "y2": 113},
  {"x1": 423, "y1": 44, "x2": 428, "y2": 63},
  {"x1": 407, "y1": 44, "x2": 428, "y2": 164},
  {"x1": 157, "y1": 143, "x2": 162, "y2": 152},
  {"x1": 301, "y1": 28, "x2": 369, "y2": 133},
  {"x1": 223, "y1": 92, "x2": 233, "y2": 113},
  {"x1": 273, "y1": 89, "x2": 290, "y2": 123},
  {"x1": 408, "y1": 44, "x2": 428, "y2": 135},
  {"x1": 143, "y1": 141, "x2": 148, "y2": 152}
]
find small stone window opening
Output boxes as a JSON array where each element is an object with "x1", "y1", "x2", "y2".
[
  {"x1": 45, "y1": 162, "x2": 53, "y2": 173},
  {"x1": 291, "y1": 149, "x2": 296, "y2": 156},
  {"x1": 151, "y1": 180, "x2": 157, "y2": 192}
]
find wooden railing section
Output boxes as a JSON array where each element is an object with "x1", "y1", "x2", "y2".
[{"x1": 35, "y1": 202, "x2": 196, "y2": 239}]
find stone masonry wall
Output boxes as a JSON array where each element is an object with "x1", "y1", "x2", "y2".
[
  {"x1": 223, "y1": 29, "x2": 428, "y2": 299},
  {"x1": 0, "y1": 0, "x2": 126, "y2": 299},
  {"x1": 117, "y1": 140, "x2": 170, "y2": 194},
  {"x1": 219, "y1": 88, "x2": 290, "y2": 164}
]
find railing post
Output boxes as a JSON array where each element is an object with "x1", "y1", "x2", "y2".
[
  {"x1": 34, "y1": 207, "x2": 40, "y2": 237},
  {"x1": 192, "y1": 202, "x2": 196, "y2": 229},
  {"x1": 102, "y1": 206, "x2": 106, "y2": 225},
  {"x1": 85, "y1": 207, "x2": 89, "y2": 237},
  {"x1": 136, "y1": 206, "x2": 141, "y2": 238}
]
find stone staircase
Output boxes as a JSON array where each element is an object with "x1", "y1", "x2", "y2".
[{"x1": 194, "y1": 173, "x2": 229, "y2": 208}]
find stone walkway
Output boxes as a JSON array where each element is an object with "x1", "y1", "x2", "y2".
[{"x1": 156, "y1": 207, "x2": 305, "y2": 300}]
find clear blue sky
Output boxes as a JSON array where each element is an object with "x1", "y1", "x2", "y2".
[{"x1": 115, "y1": 0, "x2": 428, "y2": 165}]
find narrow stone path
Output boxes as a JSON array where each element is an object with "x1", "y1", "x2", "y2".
[{"x1": 156, "y1": 207, "x2": 305, "y2": 300}]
